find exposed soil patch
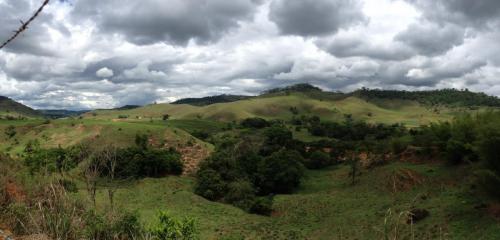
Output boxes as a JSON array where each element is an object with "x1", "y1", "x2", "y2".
[
  {"x1": 4, "y1": 180, "x2": 25, "y2": 203},
  {"x1": 177, "y1": 144, "x2": 211, "y2": 175}
]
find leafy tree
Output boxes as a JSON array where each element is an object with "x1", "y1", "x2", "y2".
[{"x1": 258, "y1": 149, "x2": 305, "y2": 194}]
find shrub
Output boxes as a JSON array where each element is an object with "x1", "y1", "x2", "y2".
[
  {"x1": 306, "y1": 150, "x2": 332, "y2": 169},
  {"x1": 191, "y1": 130, "x2": 209, "y2": 140},
  {"x1": 5, "y1": 125, "x2": 16, "y2": 138},
  {"x1": 240, "y1": 118, "x2": 270, "y2": 129},
  {"x1": 150, "y1": 211, "x2": 197, "y2": 240},
  {"x1": 250, "y1": 196, "x2": 274, "y2": 216},
  {"x1": 195, "y1": 169, "x2": 226, "y2": 201},
  {"x1": 114, "y1": 147, "x2": 183, "y2": 178},
  {"x1": 224, "y1": 180, "x2": 256, "y2": 211},
  {"x1": 258, "y1": 149, "x2": 305, "y2": 194}
]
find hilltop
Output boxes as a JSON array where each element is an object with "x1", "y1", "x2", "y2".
[
  {"x1": 83, "y1": 84, "x2": 500, "y2": 127},
  {"x1": 0, "y1": 96, "x2": 41, "y2": 118},
  {"x1": 172, "y1": 94, "x2": 253, "y2": 106}
]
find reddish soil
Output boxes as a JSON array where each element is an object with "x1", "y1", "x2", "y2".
[{"x1": 4, "y1": 180, "x2": 25, "y2": 203}]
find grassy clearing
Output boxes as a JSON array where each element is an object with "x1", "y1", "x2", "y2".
[{"x1": 79, "y1": 162, "x2": 500, "y2": 239}]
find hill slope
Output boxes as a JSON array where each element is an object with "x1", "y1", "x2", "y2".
[
  {"x1": 83, "y1": 93, "x2": 455, "y2": 127},
  {"x1": 0, "y1": 96, "x2": 41, "y2": 118}
]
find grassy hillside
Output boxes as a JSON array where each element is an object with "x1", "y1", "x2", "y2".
[
  {"x1": 0, "y1": 96, "x2": 41, "y2": 118},
  {"x1": 83, "y1": 93, "x2": 456, "y2": 127},
  {"x1": 74, "y1": 161, "x2": 500, "y2": 239},
  {"x1": 0, "y1": 119, "x2": 212, "y2": 156}
]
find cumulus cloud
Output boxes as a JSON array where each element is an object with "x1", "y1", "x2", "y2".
[
  {"x1": 405, "y1": 0, "x2": 500, "y2": 28},
  {"x1": 71, "y1": 0, "x2": 263, "y2": 46},
  {"x1": 1, "y1": 0, "x2": 500, "y2": 110},
  {"x1": 395, "y1": 22, "x2": 465, "y2": 56},
  {"x1": 269, "y1": 0, "x2": 366, "y2": 37},
  {"x1": 96, "y1": 67, "x2": 114, "y2": 78}
]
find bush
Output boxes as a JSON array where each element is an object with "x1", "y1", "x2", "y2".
[
  {"x1": 195, "y1": 169, "x2": 226, "y2": 201},
  {"x1": 258, "y1": 149, "x2": 305, "y2": 194},
  {"x1": 306, "y1": 150, "x2": 332, "y2": 169},
  {"x1": 224, "y1": 180, "x2": 256, "y2": 211},
  {"x1": 5, "y1": 125, "x2": 16, "y2": 138},
  {"x1": 250, "y1": 196, "x2": 274, "y2": 216},
  {"x1": 150, "y1": 211, "x2": 197, "y2": 240},
  {"x1": 240, "y1": 118, "x2": 270, "y2": 129},
  {"x1": 191, "y1": 130, "x2": 209, "y2": 140}
]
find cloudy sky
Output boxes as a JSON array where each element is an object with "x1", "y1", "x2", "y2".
[{"x1": 1, "y1": 0, "x2": 500, "y2": 110}]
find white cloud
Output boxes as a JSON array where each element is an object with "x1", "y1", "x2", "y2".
[
  {"x1": 96, "y1": 67, "x2": 114, "y2": 78},
  {"x1": 0, "y1": 0, "x2": 499, "y2": 110}
]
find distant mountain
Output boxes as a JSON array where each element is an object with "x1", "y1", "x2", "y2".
[
  {"x1": 39, "y1": 109, "x2": 89, "y2": 119},
  {"x1": 172, "y1": 94, "x2": 253, "y2": 106},
  {"x1": 114, "y1": 105, "x2": 141, "y2": 110},
  {"x1": 0, "y1": 96, "x2": 41, "y2": 118},
  {"x1": 352, "y1": 88, "x2": 500, "y2": 107}
]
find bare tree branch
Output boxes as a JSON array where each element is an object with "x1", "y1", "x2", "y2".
[{"x1": 0, "y1": 0, "x2": 50, "y2": 50}]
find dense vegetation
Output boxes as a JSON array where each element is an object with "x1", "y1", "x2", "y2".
[
  {"x1": 354, "y1": 88, "x2": 500, "y2": 107},
  {"x1": 195, "y1": 123, "x2": 308, "y2": 215},
  {"x1": 172, "y1": 94, "x2": 252, "y2": 106}
]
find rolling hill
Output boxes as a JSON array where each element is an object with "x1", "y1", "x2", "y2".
[
  {"x1": 83, "y1": 84, "x2": 499, "y2": 127},
  {"x1": 0, "y1": 96, "x2": 41, "y2": 118}
]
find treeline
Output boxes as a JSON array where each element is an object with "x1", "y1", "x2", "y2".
[
  {"x1": 263, "y1": 83, "x2": 322, "y2": 94},
  {"x1": 23, "y1": 134, "x2": 183, "y2": 179},
  {"x1": 353, "y1": 88, "x2": 500, "y2": 107},
  {"x1": 172, "y1": 94, "x2": 252, "y2": 106}
]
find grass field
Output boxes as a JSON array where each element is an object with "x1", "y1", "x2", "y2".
[
  {"x1": 82, "y1": 93, "x2": 455, "y2": 127},
  {"x1": 79, "y1": 161, "x2": 500, "y2": 240}
]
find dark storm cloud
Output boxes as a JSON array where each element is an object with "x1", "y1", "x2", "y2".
[
  {"x1": 269, "y1": 0, "x2": 366, "y2": 37},
  {"x1": 317, "y1": 37, "x2": 415, "y2": 61},
  {"x1": 395, "y1": 22, "x2": 465, "y2": 56},
  {"x1": 405, "y1": 0, "x2": 500, "y2": 27},
  {"x1": 72, "y1": 0, "x2": 262, "y2": 46}
]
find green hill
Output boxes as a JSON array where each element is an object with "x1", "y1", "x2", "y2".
[
  {"x1": 83, "y1": 93, "x2": 455, "y2": 127},
  {"x1": 0, "y1": 96, "x2": 41, "y2": 118}
]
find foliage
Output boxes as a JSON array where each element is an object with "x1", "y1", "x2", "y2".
[
  {"x1": 150, "y1": 211, "x2": 197, "y2": 240},
  {"x1": 5, "y1": 125, "x2": 16, "y2": 138},
  {"x1": 240, "y1": 117, "x2": 270, "y2": 129},
  {"x1": 354, "y1": 87, "x2": 500, "y2": 107},
  {"x1": 112, "y1": 147, "x2": 183, "y2": 178},
  {"x1": 306, "y1": 150, "x2": 332, "y2": 169}
]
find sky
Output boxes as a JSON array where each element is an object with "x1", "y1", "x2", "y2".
[{"x1": 0, "y1": 0, "x2": 500, "y2": 110}]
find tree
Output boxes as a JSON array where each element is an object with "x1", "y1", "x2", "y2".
[
  {"x1": 102, "y1": 145, "x2": 118, "y2": 212},
  {"x1": 83, "y1": 152, "x2": 104, "y2": 207},
  {"x1": 258, "y1": 149, "x2": 305, "y2": 194}
]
